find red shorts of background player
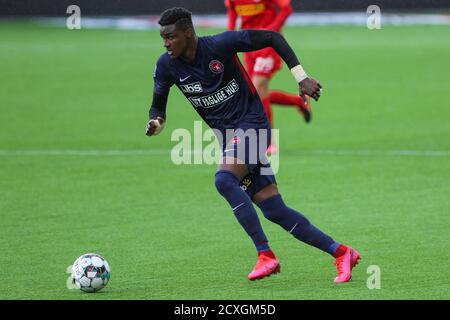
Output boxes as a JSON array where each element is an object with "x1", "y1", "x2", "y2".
[{"x1": 244, "y1": 47, "x2": 283, "y2": 79}]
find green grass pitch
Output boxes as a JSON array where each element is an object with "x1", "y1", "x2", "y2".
[{"x1": 0, "y1": 22, "x2": 449, "y2": 299}]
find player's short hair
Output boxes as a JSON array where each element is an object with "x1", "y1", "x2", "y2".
[{"x1": 158, "y1": 7, "x2": 194, "y2": 31}]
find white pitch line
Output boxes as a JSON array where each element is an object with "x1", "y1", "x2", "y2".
[
  {"x1": 0, "y1": 149, "x2": 199, "y2": 156},
  {"x1": 289, "y1": 149, "x2": 450, "y2": 157},
  {"x1": 0, "y1": 149, "x2": 449, "y2": 157}
]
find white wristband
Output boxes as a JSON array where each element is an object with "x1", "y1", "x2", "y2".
[{"x1": 291, "y1": 65, "x2": 308, "y2": 83}]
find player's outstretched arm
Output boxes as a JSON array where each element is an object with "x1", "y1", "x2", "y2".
[
  {"x1": 245, "y1": 30, "x2": 322, "y2": 101},
  {"x1": 224, "y1": 0, "x2": 237, "y2": 30},
  {"x1": 265, "y1": 0, "x2": 293, "y2": 31},
  {"x1": 146, "y1": 91, "x2": 168, "y2": 137}
]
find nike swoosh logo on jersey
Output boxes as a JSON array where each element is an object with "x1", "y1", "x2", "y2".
[{"x1": 179, "y1": 75, "x2": 191, "y2": 82}]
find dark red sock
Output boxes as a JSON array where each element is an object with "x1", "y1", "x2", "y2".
[
  {"x1": 333, "y1": 244, "x2": 348, "y2": 258},
  {"x1": 262, "y1": 97, "x2": 273, "y2": 127},
  {"x1": 269, "y1": 90, "x2": 302, "y2": 107},
  {"x1": 260, "y1": 249, "x2": 276, "y2": 259}
]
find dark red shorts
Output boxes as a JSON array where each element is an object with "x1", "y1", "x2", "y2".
[{"x1": 244, "y1": 47, "x2": 283, "y2": 79}]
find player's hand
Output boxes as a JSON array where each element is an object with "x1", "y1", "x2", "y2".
[
  {"x1": 145, "y1": 117, "x2": 166, "y2": 136},
  {"x1": 299, "y1": 78, "x2": 322, "y2": 101}
]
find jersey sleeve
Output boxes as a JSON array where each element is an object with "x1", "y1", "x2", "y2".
[
  {"x1": 213, "y1": 31, "x2": 254, "y2": 55},
  {"x1": 225, "y1": 0, "x2": 237, "y2": 30},
  {"x1": 266, "y1": 0, "x2": 292, "y2": 31},
  {"x1": 215, "y1": 30, "x2": 301, "y2": 69},
  {"x1": 153, "y1": 55, "x2": 175, "y2": 95}
]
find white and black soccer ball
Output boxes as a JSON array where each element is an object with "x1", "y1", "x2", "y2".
[{"x1": 71, "y1": 253, "x2": 111, "y2": 293}]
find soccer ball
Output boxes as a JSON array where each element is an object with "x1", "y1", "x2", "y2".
[{"x1": 71, "y1": 253, "x2": 111, "y2": 293}]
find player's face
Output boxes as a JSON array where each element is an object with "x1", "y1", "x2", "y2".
[{"x1": 160, "y1": 24, "x2": 189, "y2": 59}]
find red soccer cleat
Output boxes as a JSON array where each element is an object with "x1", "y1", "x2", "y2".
[
  {"x1": 334, "y1": 246, "x2": 360, "y2": 283},
  {"x1": 297, "y1": 95, "x2": 312, "y2": 123},
  {"x1": 248, "y1": 251, "x2": 280, "y2": 281}
]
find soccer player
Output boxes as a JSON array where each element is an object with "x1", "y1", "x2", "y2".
[
  {"x1": 146, "y1": 7, "x2": 360, "y2": 282},
  {"x1": 225, "y1": 0, "x2": 311, "y2": 154}
]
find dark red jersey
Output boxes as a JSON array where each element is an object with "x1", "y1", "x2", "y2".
[{"x1": 225, "y1": 0, "x2": 293, "y2": 32}]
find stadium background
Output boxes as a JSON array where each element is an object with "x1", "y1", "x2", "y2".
[
  {"x1": 0, "y1": 0, "x2": 449, "y2": 300},
  {"x1": 1, "y1": 0, "x2": 450, "y2": 15}
]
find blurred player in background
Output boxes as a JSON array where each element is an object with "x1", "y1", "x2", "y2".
[{"x1": 225, "y1": 0, "x2": 311, "y2": 154}]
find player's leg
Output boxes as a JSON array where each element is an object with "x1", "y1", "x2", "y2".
[
  {"x1": 252, "y1": 184, "x2": 360, "y2": 283},
  {"x1": 253, "y1": 184, "x2": 338, "y2": 254},
  {"x1": 249, "y1": 49, "x2": 285, "y2": 154},
  {"x1": 214, "y1": 158, "x2": 271, "y2": 254},
  {"x1": 244, "y1": 48, "x2": 274, "y2": 128},
  {"x1": 244, "y1": 51, "x2": 273, "y2": 129},
  {"x1": 244, "y1": 51, "x2": 273, "y2": 128},
  {"x1": 252, "y1": 75, "x2": 279, "y2": 155},
  {"x1": 269, "y1": 90, "x2": 312, "y2": 123},
  {"x1": 214, "y1": 158, "x2": 280, "y2": 281},
  {"x1": 252, "y1": 75, "x2": 273, "y2": 126}
]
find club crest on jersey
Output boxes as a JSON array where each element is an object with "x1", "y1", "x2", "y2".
[{"x1": 209, "y1": 60, "x2": 224, "y2": 74}]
